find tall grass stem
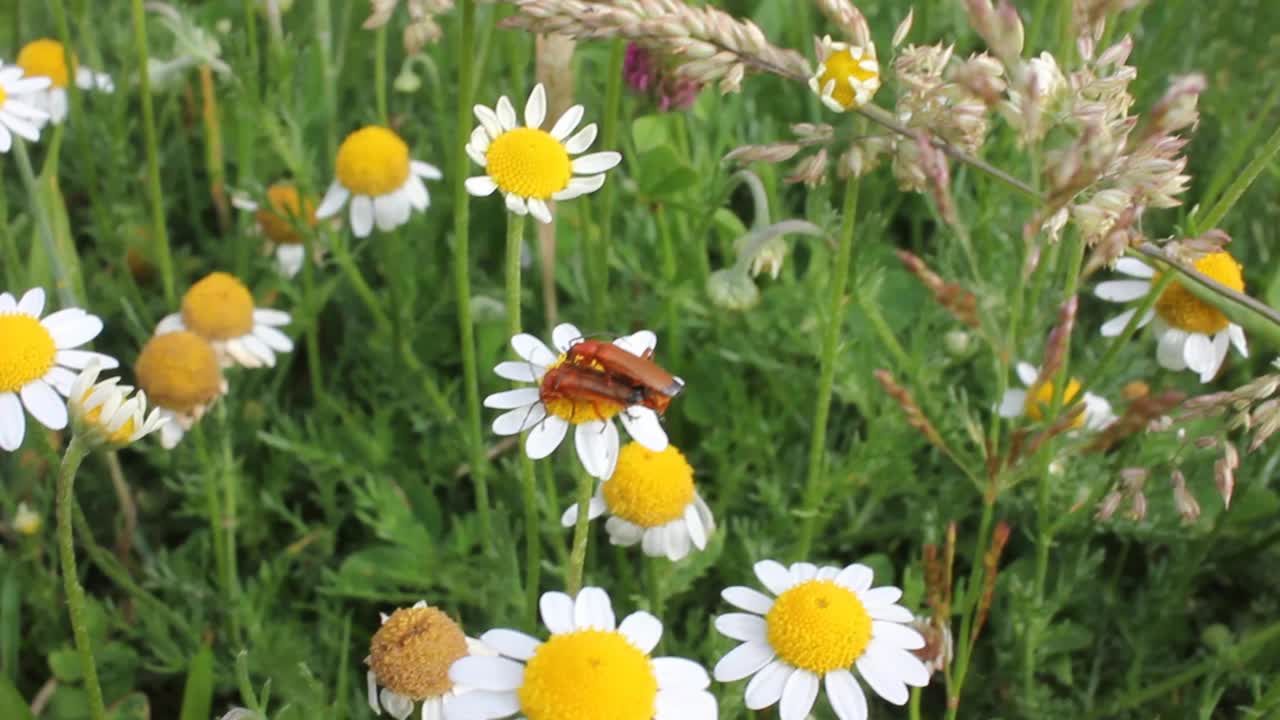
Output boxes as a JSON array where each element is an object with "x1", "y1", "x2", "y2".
[{"x1": 130, "y1": 0, "x2": 176, "y2": 305}]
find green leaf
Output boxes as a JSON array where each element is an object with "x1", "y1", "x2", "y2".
[
  {"x1": 631, "y1": 114, "x2": 677, "y2": 153},
  {"x1": 0, "y1": 675, "x2": 35, "y2": 720},
  {"x1": 48, "y1": 647, "x2": 83, "y2": 683},
  {"x1": 179, "y1": 645, "x2": 214, "y2": 720},
  {"x1": 636, "y1": 146, "x2": 698, "y2": 199}
]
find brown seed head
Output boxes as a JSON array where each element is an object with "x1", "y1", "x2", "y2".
[{"x1": 368, "y1": 605, "x2": 469, "y2": 700}]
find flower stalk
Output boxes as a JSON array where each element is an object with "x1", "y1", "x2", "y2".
[
  {"x1": 505, "y1": 211, "x2": 541, "y2": 629},
  {"x1": 566, "y1": 466, "x2": 595, "y2": 595},
  {"x1": 55, "y1": 436, "x2": 108, "y2": 720},
  {"x1": 131, "y1": 0, "x2": 176, "y2": 305}
]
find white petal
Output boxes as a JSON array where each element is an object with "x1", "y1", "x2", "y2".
[
  {"x1": 780, "y1": 668, "x2": 820, "y2": 720},
  {"x1": 552, "y1": 323, "x2": 584, "y2": 352},
  {"x1": 620, "y1": 408, "x2": 667, "y2": 451},
  {"x1": 855, "y1": 652, "x2": 909, "y2": 705},
  {"x1": 405, "y1": 175, "x2": 430, "y2": 211},
  {"x1": 253, "y1": 325, "x2": 294, "y2": 353},
  {"x1": 684, "y1": 502, "x2": 708, "y2": 549},
  {"x1": 469, "y1": 125, "x2": 491, "y2": 154},
  {"x1": 867, "y1": 604, "x2": 915, "y2": 622},
  {"x1": 539, "y1": 592, "x2": 575, "y2": 634},
  {"x1": 381, "y1": 689, "x2": 413, "y2": 720},
  {"x1": 789, "y1": 562, "x2": 819, "y2": 583},
  {"x1": 1183, "y1": 332, "x2": 1215, "y2": 375},
  {"x1": 619, "y1": 611, "x2": 663, "y2": 653},
  {"x1": 448, "y1": 656, "x2": 524, "y2": 691},
  {"x1": 872, "y1": 621, "x2": 926, "y2": 650},
  {"x1": 492, "y1": 405, "x2": 545, "y2": 436},
  {"x1": 366, "y1": 671, "x2": 380, "y2": 714},
  {"x1": 504, "y1": 192, "x2": 528, "y2": 215},
  {"x1": 0, "y1": 293, "x2": 15, "y2": 312},
  {"x1": 825, "y1": 669, "x2": 869, "y2": 720},
  {"x1": 350, "y1": 195, "x2": 374, "y2": 237},
  {"x1": 564, "y1": 122, "x2": 598, "y2": 154},
  {"x1": 575, "y1": 420, "x2": 618, "y2": 479},
  {"x1": 1156, "y1": 328, "x2": 1189, "y2": 371},
  {"x1": 440, "y1": 689, "x2": 519, "y2": 720},
  {"x1": 496, "y1": 96, "x2": 517, "y2": 131},
  {"x1": 654, "y1": 690, "x2": 717, "y2": 720},
  {"x1": 1115, "y1": 257, "x2": 1155, "y2": 278},
  {"x1": 524, "y1": 83, "x2": 546, "y2": 128},
  {"x1": 1099, "y1": 308, "x2": 1137, "y2": 337},
  {"x1": 722, "y1": 586, "x2": 774, "y2": 614},
  {"x1": 615, "y1": 329, "x2": 658, "y2": 356},
  {"x1": 43, "y1": 367, "x2": 77, "y2": 396},
  {"x1": 552, "y1": 174, "x2": 605, "y2": 201},
  {"x1": 45, "y1": 314, "x2": 103, "y2": 349},
  {"x1": 714, "y1": 613, "x2": 767, "y2": 642},
  {"x1": 275, "y1": 245, "x2": 306, "y2": 278},
  {"x1": 653, "y1": 657, "x2": 710, "y2": 691},
  {"x1": 527, "y1": 198, "x2": 552, "y2": 225},
  {"x1": 754, "y1": 559, "x2": 796, "y2": 596},
  {"x1": 374, "y1": 193, "x2": 406, "y2": 232},
  {"x1": 998, "y1": 389, "x2": 1027, "y2": 418},
  {"x1": 572, "y1": 586, "x2": 615, "y2": 630},
  {"x1": 1094, "y1": 279, "x2": 1151, "y2": 302},
  {"x1": 1200, "y1": 331, "x2": 1229, "y2": 383},
  {"x1": 571, "y1": 151, "x2": 622, "y2": 174},
  {"x1": 480, "y1": 628, "x2": 541, "y2": 661},
  {"x1": 549, "y1": 104, "x2": 585, "y2": 142},
  {"x1": 835, "y1": 563, "x2": 874, "y2": 592},
  {"x1": 866, "y1": 638, "x2": 931, "y2": 687},
  {"x1": 743, "y1": 659, "x2": 792, "y2": 710},
  {"x1": 55, "y1": 350, "x2": 118, "y2": 371},
  {"x1": 860, "y1": 586, "x2": 903, "y2": 607},
  {"x1": 1, "y1": 111, "x2": 40, "y2": 141},
  {"x1": 511, "y1": 333, "x2": 558, "y2": 366},
  {"x1": 472, "y1": 104, "x2": 502, "y2": 139},
  {"x1": 484, "y1": 388, "x2": 543, "y2": 410},
  {"x1": 525, "y1": 415, "x2": 568, "y2": 458},
  {"x1": 1015, "y1": 362, "x2": 1039, "y2": 386},
  {"x1": 21, "y1": 380, "x2": 67, "y2": 430},
  {"x1": 254, "y1": 308, "x2": 291, "y2": 326},
  {"x1": 314, "y1": 181, "x2": 349, "y2": 219},
  {"x1": 1229, "y1": 324, "x2": 1248, "y2": 357},
  {"x1": 411, "y1": 160, "x2": 443, "y2": 180},
  {"x1": 712, "y1": 640, "x2": 775, "y2": 682},
  {"x1": 493, "y1": 361, "x2": 539, "y2": 382},
  {"x1": 17, "y1": 288, "x2": 45, "y2": 316},
  {"x1": 604, "y1": 516, "x2": 645, "y2": 545},
  {"x1": 466, "y1": 176, "x2": 498, "y2": 197},
  {"x1": 0, "y1": 393, "x2": 26, "y2": 451}
]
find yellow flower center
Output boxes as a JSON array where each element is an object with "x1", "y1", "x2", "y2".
[
  {"x1": 0, "y1": 85, "x2": 7, "y2": 106},
  {"x1": 335, "y1": 126, "x2": 411, "y2": 197},
  {"x1": 817, "y1": 47, "x2": 880, "y2": 109},
  {"x1": 368, "y1": 606, "x2": 469, "y2": 700},
  {"x1": 540, "y1": 358, "x2": 625, "y2": 425},
  {"x1": 603, "y1": 443, "x2": 695, "y2": 528},
  {"x1": 81, "y1": 393, "x2": 138, "y2": 445},
  {"x1": 135, "y1": 331, "x2": 222, "y2": 413},
  {"x1": 1024, "y1": 378, "x2": 1084, "y2": 428},
  {"x1": 17, "y1": 39, "x2": 72, "y2": 88},
  {"x1": 1155, "y1": 252, "x2": 1244, "y2": 335},
  {"x1": 766, "y1": 580, "x2": 872, "y2": 674},
  {"x1": 256, "y1": 183, "x2": 316, "y2": 245},
  {"x1": 518, "y1": 629, "x2": 657, "y2": 720},
  {"x1": 484, "y1": 127, "x2": 572, "y2": 200},
  {"x1": 0, "y1": 313, "x2": 57, "y2": 393},
  {"x1": 181, "y1": 272, "x2": 255, "y2": 340}
]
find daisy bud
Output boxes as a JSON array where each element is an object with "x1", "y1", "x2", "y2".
[
  {"x1": 707, "y1": 268, "x2": 761, "y2": 311},
  {"x1": 69, "y1": 364, "x2": 167, "y2": 450},
  {"x1": 944, "y1": 329, "x2": 972, "y2": 358},
  {"x1": 13, "y1": 502, "x2": 41, "y2": 536}
]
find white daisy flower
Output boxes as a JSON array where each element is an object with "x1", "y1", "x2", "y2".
[
  {"x1": 366, "y1": 601, "x2": 494, "y2": 720},
  {"x1": 1095, "y1": 253, "x2": 1248, "y2": 383},
  {"x1": 314, "y1": 125, "x2": 442, "y2": 237},
  {"x1": 155, "y1": 272, "x2": 293, "y2": 369},
  {"x1": 484, "y1": 323, "x2": 670, "y2": 480},
  {"x1": 231, "y1": 182, "x2": 325, "y2": 278},
  {"x1": 134, "y1": 330, "x2": 228, "y2": 449},
  {"x1": 16, "y1": 38, "x2": 113, "y2": 125},
  {"x1": 0, "y1": 61, "x2": 51, "y2": 151},
  {"x1": 0, "y1": 288, "x2": 118, "y2": 452},
  {"x1": 464, "y1": 83, "x2": 621, "y2": 224},
  {"x1": 714, "y1": 559, "x2": 929, "y2": 720},
  {"x1": 997, "y1": 361, "x2": 1114, "y2": 431},
  {"x1": 446, "y1": 587, "x2": 717, "y2": 720},
  {"x1": 68, "y1": 362, "x2": 166, "y2": 449},
  {"x1": 808, "y1": 35, "x2": 881, "y2": 113},
  {"x1": 560, "y1": 442, "x2": 715, "y2": 561}
]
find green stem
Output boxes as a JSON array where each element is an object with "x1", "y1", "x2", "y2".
[
  {"x1": 794, "y1": 178, "x2": 859, "y2": 559},
  {"x1": 945, "y1": 492, "x2": 998, "y2": 719},
  {"x1": 656, "y1": 206, "x2": 681, "y2": 362},
  {"x1": 316, "y1": 0, "x2": 337, "y2": 162},
  {"x1": 330, "y1": 235, "x2": 392, "y2": 335},
  {"x1": 194, "y1": 424, "x2": 232, "y2": 638},
  {"x1": 300, "y1": 229, "x2": 324, "y2": 400},
  {"x1": 505, "y1": 212, "x2": 541, "y2": 629},
  {"x1": 0, "y1": 170, "x2": 18, "y2": 288},
  {"x1": 453, "y1": 0, "x2": 493, "y2": 543},
  {"x1": 565, "y1": 467, "x2": 595, "y2": 595},
  {"x1": 374, "y1": 26, "x2": 389, "y2": 125},
  {"x1": 12, "y1": 140, "x2": 73, "y2": 307},
  {"x1": 131, "y1": 0, "x2": 175, "y2": 305},
  {"x1": 591, "y1": 40, "x2": 626, "y2": 328},
  {"x1": 1079, "y1": 273, "x2": 1177, "y2": 399},
  {"x1": 55, "y1": 436, "x2": 107, "y2": 720},
  {"x1": 218, "y1": 404, "x2": 243, "y2": 645}
]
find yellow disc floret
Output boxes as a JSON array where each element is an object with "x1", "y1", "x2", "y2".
[
  {"x1": 0, "y1": 85, "x2": 7, "y2": 106},
  {"x1": 518, "y1": 629, "x2": 658, "y2": 720},
  {"x1": 135, "y1": 332, "x2": 222, "y2": 413},
  {"x1": 257, "y1": 183, "x2": 316, "y2": 245},
  {"x1": 484, "y1": 128, "x2": 572, "y2": 200},
  {"x1": 0, "y1": 314, "x2": 57, "y2": 393},
  {"x1": 1155, "y1": 252, "x2": 1244, "y2": 335},
  {"x1": 540, "y1": 359, "x2": 625, "y2": 424},
  {"x1": 1024, "y1": 378, "x2": 1084, "y2": 428},
  {"x1": 181, "y1": 272, "x2": 255, "y2": 340},
  {"x1": 335, "y1": 126, "x2": 412, "y2": 197},
  {"x1": 17, "y1": 39, "x2": 72, "y2": 88},
  {"x1": 815, "y1": 45, "x2": 880, "y2": 110},
  {"x1": 367, "y1": 605, "x2": 469, "y2": 701},
  {"x1": 766, "y1": 580, "x2": 872, "y2": 674},
  {"x1": 81, "y1": 396, "x2": 137, "y2": 445},
  {"x1": 603, "y1": 443, "x2": 695, "y2": 528}
]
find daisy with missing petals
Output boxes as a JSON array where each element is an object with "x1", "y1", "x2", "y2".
[
  {"x1": 808, "y1": 35, "x2": 882, "y2": 113},
  {"x1": 69, "y1": 362, "x2": 166, "y2": 449},
  {"x1": 446, "y1": 587, "x2": 717, "y2": 720},
  {"x1": 560, "y1": 442, "x2": 715, "y2": 561},
  {"x1": 156, "y1": 272, "x2": 293, "y2": 369},
  {"x1": 1095, "y1": 254, "x2": 1248, "y2": 382},
  {"x1": 135, "y1": 331, "x2": 228, "y2": 449},
  {"x1": 366, "y1": 601, "x2": 493, "y2": 720},
  {"x1": 0, "y1": 61, "x2": 52, "y2": 151},
  {"x1": 714, "y1": 560, "x2": 929, "y2": 720},
  {"x1": 0, "y1": 288, "x2": 118, "y2": 452},
  {"x1": 465, "y1": 83, "x2": 621, "y2": 224},
  {"x1": 483, "y1": 323, "x2": 670, "y2": 480},
  {"x1": 315, "y1": 126, "x2": 442, "y2": 237},
  {"x1": 997, "y1": 361, "x2": 1114, "y2": 431},
  {"x1": 231, "y1": 182, "x2": 324, "y2": 278},
  {"x1": 16, "y1": 38, "x2": 113, "y2": 125}
]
